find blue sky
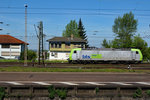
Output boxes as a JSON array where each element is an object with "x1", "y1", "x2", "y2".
[{"x1": 0, "y1": 0, "x2": 150, "y2": 50}]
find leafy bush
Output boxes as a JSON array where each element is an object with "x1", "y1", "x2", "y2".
[
  {"x1": 146, "y1": 90, "x2": 150, "y2": 96},
  {"x1": 95, "y1": 87, "x2": 99, "y2": 94},
  {"x1": 0, "y1": 87, "x2": 5, "y2": 100},
  {"x1": 0, "y1": 59, "x2": 19, "y2": 62},
  {"x1": 48, "y1": 86, "x2": 55, "y2": 99},
  {"x1": 56, "y1": 89, "x2": 67, "y2": 99},
  {"x1": 48, "y1": 86, "x2": 67, "y2": 99},
  {"x1": 133, "y1": 88, "x2": 143, "y2": 98},
  {"x1": 20, "y1": 50, "x2": 37, "y2": 60}
]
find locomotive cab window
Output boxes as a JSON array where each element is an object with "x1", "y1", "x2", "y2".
[
  {"x1": 74, "y1": 51, "x2": 77, "y2": 53},
  {"x1": 136, "y1": 51, "x2": 139, "y2": 54}
]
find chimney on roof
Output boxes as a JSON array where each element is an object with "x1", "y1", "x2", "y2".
[{"x1": 71, "y1": 34, "x2": 74, "y2": 40}]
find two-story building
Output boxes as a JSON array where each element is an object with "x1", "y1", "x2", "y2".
[
  {"x1": 0, "y1": 35, "x2": 27, "y2": 59},
  {"x1": 47, "y1": 37, "x2": 86, "y2": 60}
]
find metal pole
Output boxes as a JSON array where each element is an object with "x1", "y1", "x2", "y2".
[
  {"x1": 38, "y1": 23, "x2": 41, "y2": 65},
  {"x1": 24, "y1": 4, "x2": 28, "y2": 66},
  {"x1": 41, "y1": 22, "x2": 44, "y2": 65},
  {"x1": 37, "y1": 21, "x2": 44, "y2": 65}
]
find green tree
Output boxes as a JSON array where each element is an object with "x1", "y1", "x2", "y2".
[
  {"x1": 20, "y1": 50, "x2": 37, "y2": 60},
  {"x1": 0, "y1": 87, "x2": 5, "y2": 100},
  {"x1": 132, "y1": 35, "x2": 149, "y2": 60},
  {"x1": 111, "y1": 39, "x2": 121, "y2": 48},
  {"x1": 102, "y1": 39, "x2": 111, "y2": 48},
  {"x1": 148, "y1": 47, "x2": 150, "y2": 60},
  {"x1": 78, "y1": 18, "x2": 88, "y2": 48},
  {"x1": 62, "y1": 20, "x2": 79, "y2": 37},
  {"x1": 112, "y1": 12, "x2": 138, "y2": 48}
]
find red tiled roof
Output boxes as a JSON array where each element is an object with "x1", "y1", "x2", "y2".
[{"x1": 0, "y1": 35, "x2": 27, "y2": 44}]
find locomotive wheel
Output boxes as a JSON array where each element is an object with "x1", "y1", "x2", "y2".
[{"x1": 68, "y1": 60, "x2": 72, "y2": 64}]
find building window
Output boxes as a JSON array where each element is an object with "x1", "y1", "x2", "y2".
[
  {"x1": 11, "y1": 45, "x2": 19, "y2": 49},
  {"x1": 11, "y1": 52, "x2": 20, "y2": 56},
  {"x1": 55, "y1": 43, "x2": 57, "y2": 48},
  {"x1": 51, "y1": 43, "x2": 54, "y2": 48},
  {"x1": 51, "y1": 52, "x2": 58, "y2": 58},
  {"x1": 65, "y1": 42, "x2": 70, "y2": 48},
  {"x1": 54, "y1": 53, "x2": 58, "y2": 58},
  {"x1": 51, "y1": 52, "x2": 55, "y2": 56},
  {"x1": 81, "y1": 44, "x2": 84, "y2": 48},
  {"x1": 1, "y1": 52, "x2": 10, "y2": 56},
  {"x1": 51, "y1": 42, "x2": 61, "y2": 48},
  {"x1": 2, "y1": 44, "x2": 10, "y2": 48},
  {"x1": 59, "y1": 44, "x2": 61, "y2": 48}
]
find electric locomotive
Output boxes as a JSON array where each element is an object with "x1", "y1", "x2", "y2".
[{"x1": 68, "y1": 48, "x2": 143, "y2": 64}]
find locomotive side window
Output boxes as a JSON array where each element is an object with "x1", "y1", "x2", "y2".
[
  {"x1": 74, "y1": 51, "x2": 77, "y2": 53},
  {"x1": 136, "y1": 51, "x2": 139, "y2": 54}
]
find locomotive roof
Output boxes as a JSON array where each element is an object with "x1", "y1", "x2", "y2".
[{"x1": 82, "y1": 48, "x2": 131, "y2": 51}]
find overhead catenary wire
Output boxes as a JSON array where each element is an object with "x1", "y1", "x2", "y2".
[
  {"x1": 0, "y1": 6, "x2": 150, "y2": 17},
  {"x1": 1, "y1": 12, "x2": 150, "y2": 17},
  {"x1": 13, "y1": 35, "x2": 149, "y2": 39},
  {"x1": 1, "y1": 6, "x2": 150, "y2": 12}
]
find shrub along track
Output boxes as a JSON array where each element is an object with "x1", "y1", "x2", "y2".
[{"x1": 0, "y1": 62, "x2": 150, "y2": 70}]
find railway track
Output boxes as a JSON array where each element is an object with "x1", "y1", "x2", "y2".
[{"x1": 0, "y1": 62, "x2": 150, "y2": 70}]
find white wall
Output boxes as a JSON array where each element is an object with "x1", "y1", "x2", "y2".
[
  {"x1": 49, "y1": 51, "x2": 70, "y2": 60},
  {"x1": 0, "y1": 45, "x2": 1, "y2": 56}
]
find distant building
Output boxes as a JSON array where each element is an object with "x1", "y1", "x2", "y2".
[
  {"x1": 0, "y1": 35, "x2": 27, "y2": 59},
  {"x1": 47, "y1": 36, "x2": 86, "y2": 60}
]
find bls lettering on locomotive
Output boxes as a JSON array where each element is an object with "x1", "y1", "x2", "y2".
[{"x1": 82, "y1": 55, "x2": 91, "y2": 59}]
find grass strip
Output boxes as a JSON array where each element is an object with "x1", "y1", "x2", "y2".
[
  {"x1": 0, "y1": 60, "x2": 68, "y2": 63},
  {"x1": 0, "y1": 66, "x2": 145, "y2": 72}
]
